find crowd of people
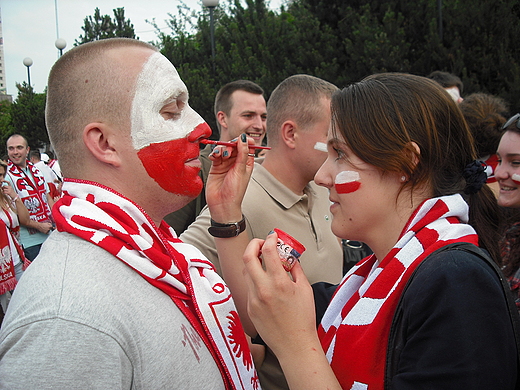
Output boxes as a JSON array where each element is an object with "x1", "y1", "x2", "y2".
[{"x1": 0, "y1": 38, "x2": 518, "y2": 389}]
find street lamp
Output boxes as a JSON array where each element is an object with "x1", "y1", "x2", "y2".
[
  {"x1": 55, "y1": 38, "x2": 67, "y2": 57},
  {"x1": 202, "y1": 0, "x2": 219, "y2": 71},
  {"x1": 23, "y1": 57, "x2": 33, "y2": 86}
]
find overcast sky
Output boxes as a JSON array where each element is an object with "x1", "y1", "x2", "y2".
[{"x1": 1, "y1": 0, "x2": 284, "y2": 97}]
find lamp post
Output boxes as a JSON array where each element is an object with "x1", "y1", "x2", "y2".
[
  {"x1": 23, "y1": 57, "x2": 33, "y2": 86},
  {"x1": 55, "y1": 38, "x2": 67, "y2": 57},
  {"x1": 202, "y1": 0, "x2": 219, "y2": 71}
]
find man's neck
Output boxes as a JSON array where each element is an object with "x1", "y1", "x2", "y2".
[{"x1": 261, "y1": 152, "x2": 307, "y2": 196}]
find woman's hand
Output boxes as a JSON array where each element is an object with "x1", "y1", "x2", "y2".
[
  {"x1": 243, "y1": 232, "x2": 342, "y2": 389},
  {"x1": 243, "y1": 232, "x2": 317, "y2": 359},
  {"x1": 205, "y1": 133, "x2": 255, "y2": 223}
]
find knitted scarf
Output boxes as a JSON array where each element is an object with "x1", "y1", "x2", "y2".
[
  {"x1": 318, "y1": 194, "x2": 479, "y2": 390},
  {"x1": 6, "y1": 160, "x2": 53, "y2": 232},
  {"x1": 53, "y1": 179, "x2": 260, "y2": 390},
  {"x1": 0, "y1": 215, "x2": 27, "y2": 294}
]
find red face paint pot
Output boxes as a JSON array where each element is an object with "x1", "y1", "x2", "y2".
[{"x1": 273, "y1": 228, "x2": 306, "y2": 271}]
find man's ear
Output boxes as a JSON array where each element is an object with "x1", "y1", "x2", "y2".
[
  {"x1": 280, "y1": 120, "x2": 297, "y2": 149},
  {"x1": 82, "y1": 123, "x2": 122, "y2": 167},
  {"x1": 216, "y1": 111, "x2": 227, "y2": 130}
]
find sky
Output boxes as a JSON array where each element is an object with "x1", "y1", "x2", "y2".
[{"x1": 0, "y1": 0, "x2": 284, "y2": 97}]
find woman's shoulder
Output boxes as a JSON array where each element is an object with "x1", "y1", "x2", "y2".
[{"x1": 414, "y1": 244, "x2": 499, "y2": 286}]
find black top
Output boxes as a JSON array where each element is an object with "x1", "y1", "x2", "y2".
[{"x1": 313, "y1": 247, "x2": 519, "y2": 389}]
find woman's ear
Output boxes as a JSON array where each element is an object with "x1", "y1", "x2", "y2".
[
  {"x1": 409, "y1": 141, "x2": 421, "y2": 167},
  {"x1": 400, "y1": 141, "x2": 421, "y2": 181},
  {"x1": 82, "y1": 123, "x2": 122, "y2": 167}
]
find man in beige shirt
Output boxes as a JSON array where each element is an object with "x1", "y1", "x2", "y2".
[{"x1": 181, "y1": 74, "x2": 343, "y2": 390}]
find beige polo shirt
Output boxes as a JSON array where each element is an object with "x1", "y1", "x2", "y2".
[{"x1": 181, "y1": 162, "x2": 343, "y2": 285}]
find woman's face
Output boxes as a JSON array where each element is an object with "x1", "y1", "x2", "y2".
[
  {"x1": 495, "y1": 130, "x2": 520, "y2": 208},
  {"x1": 314, "y1": 129, "x2": 402, "y2": 243},
  {"x1": 0, "y1": 166, "x2": 6, "y2": 181}
]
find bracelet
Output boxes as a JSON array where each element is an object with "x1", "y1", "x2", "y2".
[
  {"x1": 12, "y1": 195, "x2": 19, "y2": 202},
  {"x1": 208, "y1": 215, "x2": 246, "y2": 238}
]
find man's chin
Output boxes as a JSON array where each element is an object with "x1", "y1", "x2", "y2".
[{"x1": 163, "y1": 174, "x2": 203, "y2": 199}]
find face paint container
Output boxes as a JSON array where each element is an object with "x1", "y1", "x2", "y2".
[{"x1": 273, "y1": 228, "x2": 306, "y2": 271}]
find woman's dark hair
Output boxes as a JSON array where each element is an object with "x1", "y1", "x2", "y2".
[{"x1": 330, "y1": 73, "x2": 501, "y2": 264}]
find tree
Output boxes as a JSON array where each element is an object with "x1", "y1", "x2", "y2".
[
  {"x1": 75, "y1": 7, "x2": 137, "y2": 45},
  {"x1": 0, "y1": 100, "x2": 12, "y2": 155},
  {"x1": 291, "y1": 0, "x2": 520, "y2": 112},
  {"x1": 6, "y1": 83, "x2": 48, "y2": 151},
  {"x1": 160, "y1": 0, "x2": 338, "y2": 135}
]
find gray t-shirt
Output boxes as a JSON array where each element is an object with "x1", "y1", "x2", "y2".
[{"x1": 0, "y1": 231, "x2": 226, "y2": 389}]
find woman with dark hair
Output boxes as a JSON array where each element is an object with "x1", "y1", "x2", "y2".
[
  {"x1": 234, "y1": 73, "x2": 518, "y2": 389},
  {"x1": 459, "y1": 92, "x2": 509, "y2": 197},
  {"x1": 496, "y1": 114, "x2": 520, "y2": 312}
]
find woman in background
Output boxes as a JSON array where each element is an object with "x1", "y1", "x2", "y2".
[
  {"x1": 459, "y1": 92, "x2": 509, "y2": 197},
  {"x1": 495, "y1": 113, "x2": 520, "y2": 312},
  {"x1": 0, "y1": 160, "x2": 30, "y2": 319}
]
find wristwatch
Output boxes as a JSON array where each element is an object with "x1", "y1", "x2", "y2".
[{"x1": 208, "y1": 216, "x2": 246, "y2": 238}]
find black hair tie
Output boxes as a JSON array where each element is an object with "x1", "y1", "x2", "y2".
[{"x1": 462, "y1": 160, "x2": 487, "y2": 195}]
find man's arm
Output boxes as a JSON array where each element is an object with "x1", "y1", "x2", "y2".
[{"x1": 181, "y1": 206, "x2": 221, "y2": 273}]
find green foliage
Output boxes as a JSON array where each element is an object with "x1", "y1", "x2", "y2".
[
  {"x1": 9, "y1": 0, "x2": 516, "y2": 153},
  {"x1": 160, "y1": 0, "x2": 339, "y2": 136},
  {"x1": 2, "y1": 83, "x2": 48, "y2": 152},
  {"x1": 75, "y1": 7, "x2": 137, "y2": 45},
  {"x1": 157, "y1": 0, "x2": 520, "y2": 119},
  {"x1": 0, "y1": 100, "x2": 12, "y2": 156}
]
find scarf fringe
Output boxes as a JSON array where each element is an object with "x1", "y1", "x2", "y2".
[{"x1": 0, "y1": 277, "x2": 17, "y2": 295}]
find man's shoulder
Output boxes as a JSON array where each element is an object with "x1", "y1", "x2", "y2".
[{"x1": 4, "y1": 232, "x2": 169, "y2": 329}]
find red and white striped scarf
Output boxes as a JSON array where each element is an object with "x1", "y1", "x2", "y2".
[
  {"x1": 318, "y1": 194, "x2": 479, "y2": 390},
  {"x1": 0, "y1": 216, "x2": 27, "y2": 294},
  {"x1": 6, "y1": 160, "x2": 53, "y2": 231},
  {"x1": 53, "y1": 179, "x2": 260, "y2": 390}
]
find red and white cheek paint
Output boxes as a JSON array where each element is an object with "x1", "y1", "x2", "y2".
[
  {"x1": 512, "y1": 173, "x2": 520, "y2": 185},
  {"x1": 335, "y1": 171, "x2": 361, "y2": 194},
  {"x1": 131, "y1": 52, "x2": 211, "y2": 197}
]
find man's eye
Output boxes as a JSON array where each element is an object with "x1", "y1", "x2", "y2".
[{"x1": 161, "y1": 111, "x2": 181, "y2": 120}]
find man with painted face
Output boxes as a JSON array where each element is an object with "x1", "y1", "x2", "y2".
[
  {"x1": 0, "y1": 39, "x2": 259, "y2": 389},
  {"x1": 165, "y1": 80, "x2": 267, "y2": 234}
]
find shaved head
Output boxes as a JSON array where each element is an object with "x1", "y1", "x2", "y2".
[{"x1": 46, "y1": 38, "x2": 158, "y2": 176}]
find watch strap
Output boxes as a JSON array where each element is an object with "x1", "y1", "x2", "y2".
[{"x1": 208, "y1": 215, "x2": 246, "y2": 238}]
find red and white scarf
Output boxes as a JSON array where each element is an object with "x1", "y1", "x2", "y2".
[
  {"x1": 318, "y1": 194, "x2": 479, "y2": 390},
  {"x1": 53, "y1": 179, "x2": 260, "y2": 390},
  {"x1": 0, "y1": 215, "x2": 28, "y2": 294},
  {"x1": 6, "y1": 160, "x2": 53, "y2": 232},
  {"x1": 483, "y1": 154, "x2": 499, "y2": 183}
]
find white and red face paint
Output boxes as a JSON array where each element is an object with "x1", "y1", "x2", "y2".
[
  {"x1": 131, "y1": 52, "x2": 211, "y2": 197},
  {"x1": 512, "y1": 173, "x2": 520, "y2": 185},
  {"x1": 335, "y1": 171, "x2": 361, "y2": 194}
]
